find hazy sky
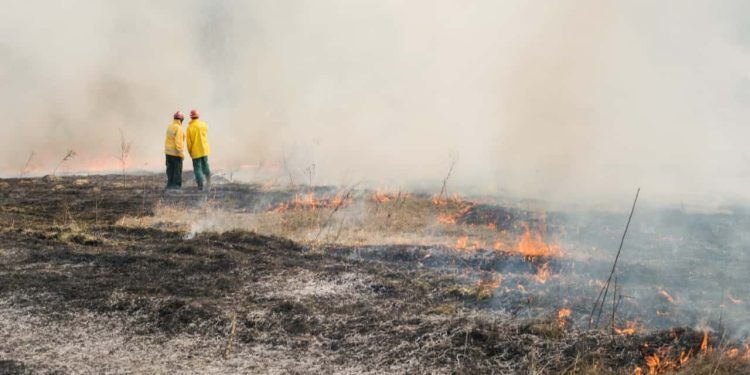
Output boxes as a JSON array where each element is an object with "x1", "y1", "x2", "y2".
[{"x1": 1, "y1": 1, "x2": 748, "y2": 204}]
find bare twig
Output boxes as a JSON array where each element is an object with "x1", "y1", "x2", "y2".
[
  {"x1": 53, "y1": 150, "x2": 77, "y2": 176},
  {"x1": 117, "y1": 128, "x2": 133, "y2": 174},
  {"x1": 305, "y1": 163, "x2": 316, "y2": 188},
  {"x1": 19, "y1": 151, "x2": 35, "y2": 178},
  {"x1": 282, "y1": 154, "x2": 295, "y2": 187},
  {"x1": 611, "y1": 277, "x2": 618, "y2": 335},
  {"x1": 589, "y1": 188, "x2": 640, "y2": 329},
  {"x1": 313, "y1": 189, "x2": 353, "y2": 244},
  {"x1": 438, "y1": 152, "x2": 458, "y2": 199}
]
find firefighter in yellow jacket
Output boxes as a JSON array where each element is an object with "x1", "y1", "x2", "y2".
[
  {"x1": 164, "y1": 111, "x2": 185, "y2": 189},
  {"x1": 186, "y1": 109, "x2": 211, "y2": 190}
]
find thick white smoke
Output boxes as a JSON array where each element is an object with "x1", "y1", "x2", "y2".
[{"x1": 1, "y1": 0, "x2": 749, "y2": 205}]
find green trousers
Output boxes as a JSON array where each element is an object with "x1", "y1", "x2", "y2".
[
  {"x1": 165, "y1": 155, "x2": 183, "y2": 189},
  {"x1": 192, "y1": 156, "x2": 211, "y2": 188}
]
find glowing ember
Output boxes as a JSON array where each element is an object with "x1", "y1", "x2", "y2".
[
  {"x1": 645, "y1": 354, "x2": 660, "y2": 374},
  {"x1": 431, "y1": 194, "x2": 448, "y2": 206},
  {"x1": 726, "y1": 348, "x2": 739, "y2": 358},
  {"x1": 614, "y1": 321, "x2": 638, "y2": 335},
  {"x1": 455, "y1": 236, "x2": 469, "y2": 250},
  {"x1": 436, "y1": 213, "x2": 457, "y2": 225},
  {"x1": 371, "y1": 192, "x2": 391, "y2": 203},
  {"x1": 475, "y1": 275, "x2": 503, "y2": 290},
  {"x1": 658, "y1": 289, "x2": 675, "y2": 304},
  {"x1": 678, "y1": 350, "x2": 691, "y2": 366},
  {"x1": 556, "y1": 308, "x2": 572, "y2": 328},
  {"x1": 271, "y1": 192, "x2": 351, "y2": 212}
]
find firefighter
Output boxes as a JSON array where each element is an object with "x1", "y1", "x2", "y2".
[
  {"x1": 164, "y1": 111, "x2": 185, "y2": 189},
  {"x1": 186, "y1": 109, "x2": 211, "y2": 190}
]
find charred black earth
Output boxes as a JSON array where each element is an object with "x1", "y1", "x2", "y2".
[{"x1": 0, "y1": 175, "x2": 748, "y2": 374}]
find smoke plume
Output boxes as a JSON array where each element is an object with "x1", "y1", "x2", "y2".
[{"x1": 1, "y1": 0, "x2": 749, "y2": 205}]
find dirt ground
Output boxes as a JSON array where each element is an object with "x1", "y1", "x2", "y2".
[{"x1": 0, "y1": 174, "x2": 748, "y2": 374}]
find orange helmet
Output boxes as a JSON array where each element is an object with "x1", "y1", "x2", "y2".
[
  {"x1": 189, "y1": 109, "x2": 200, "y2": 119},
  {"x1": 173, "y1": 111, "x2": 184, "y2": 120}
]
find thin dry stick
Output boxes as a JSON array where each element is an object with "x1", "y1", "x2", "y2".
[
  {"x1": 438, "y1": 153, "x2": 458, "y2": 200},
  {"x1": 313, "y1": 189, "x2": 353, "y2": 244},
  {"x1": 20, "y1": 151, "x2": 35, "y2": 177},
  {"x1": 118, "y1": 128, "x2": 133, "y2": 174},
  {"x1": 282, "y1": 154, "x2": 295, "y2": 187},
  {"x1": 611, "y1": 276, "x2": 618, "y2": 335},
  {"x1": 53, "y1": 150, "x2": 77, "y2": 175},
  {"x1": 589, "y1": 187, "x2": 640, "y2": 328}
]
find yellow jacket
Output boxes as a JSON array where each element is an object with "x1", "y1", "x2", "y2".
[
  {"x1": 187, "y1": 119, "x2": 210, "y2": 159},
  {"x1": 164, "y1": 120, "x2": 185, "y2": 158}
]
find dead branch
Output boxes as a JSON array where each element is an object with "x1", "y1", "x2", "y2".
[
  {"x1": 19, "y1": 151, "x2": 35, "y2": 178},
  {"x1": 305, "y1": 163, "x2": 316, "y2": 188},
  {"x1": 53, "y1": 150, "x2": 77, "y2": 176},
  {"x1": 438, "y1": 152, "x2": 458, "y2": 200},
  {"x1": 117, "y1": 128, "x2": 133, "y2": 174},
  {"x1": 589, "y1": 187, "x2": 640, "y2": 329},
  {"x1": 282, "y1": 154, "x2": 295, "y2": 187}
]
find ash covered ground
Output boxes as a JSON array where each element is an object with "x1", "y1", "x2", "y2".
[{"x1": 0, "y1": 174, "x2": 749, "y2": 374}]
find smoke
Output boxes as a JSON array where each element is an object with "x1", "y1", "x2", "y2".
[{"x1": 1, "y1": 0, "x2": 749, "y2": 205}]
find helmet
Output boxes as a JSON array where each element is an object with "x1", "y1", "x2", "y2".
[
  {"x1": 189, "y1": 109, "x2": 200, "y2": 119},
  {"x1": 173, "y1": 111, "x2": 185, "y2": 120}
]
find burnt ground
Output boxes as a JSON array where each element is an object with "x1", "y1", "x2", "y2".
[{"x1": 0, "y1": 174, "x2": 748, "y2": 374}]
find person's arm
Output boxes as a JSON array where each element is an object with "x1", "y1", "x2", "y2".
[
  {"x1": 186, "y1": 126, "x2": 193, "y2": 156},
  {"x1": 175, "y1": 126, "x2": 184, "y2": 154}
]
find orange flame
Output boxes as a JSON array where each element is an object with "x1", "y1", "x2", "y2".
[
  {"x1": 371, "y1": 192, "x2": 392, "y2": 203},
  {"x1": 436, "y1": 213, "x2": 457, "y2": 225},
  {"x1": 514, "y1": 223, "x2": 561, "y2": 258},
  {"x1": 658, "y1": 290, "x2": 675, "y2": 304},
  {"x1": 557, "y1": 308, "x2": 572, "y2": 328},
  {"x1": 476, "y1": 275, "x2": 503, "y2": 290},
  {"x1": 645, "y1": 354, "x2": 660, "y2": 374},
  {"x1": 614, "y1": 321, "x2": 638, "y2": 336},
  {"x1": 271, "y1": 192, "x2": 351, "y2": 212},
  {"x1": 700, "y1": 330, "x2": 709, "y2": 353}
]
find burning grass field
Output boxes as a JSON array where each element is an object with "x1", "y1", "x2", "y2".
[{"x1": 0, "y1": 174, "x2": 749, "y2": 374}]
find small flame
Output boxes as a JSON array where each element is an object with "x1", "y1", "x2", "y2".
[
  {"x1": 436, "y1": 213, "x2": 457, "y2": 225},
  {"x1": 614, "y1": 321, "x2": 638, "y2": 336},
  {"x1": 726, "y1": 293, "x2": 743, "y2": 305},
  {"x1": 557, "y1": 308, "x2": 572, "y2": 328},
  {"x1": 645, "y1": 354, "x2": 660, "y2": 374},
  {"x1": 514, "y1": 223, "x2": 561, "y2": 258},
  {"x1": 371, "y1": 192, "x2": 391, "y2": 203},
  {"x1": 271, "y1": 192, "x2": 351, "y2": 212},
  {"x1": 476, "y1": 275, "x2": 503, "y2": 290},
  {"x1": 658, "y1": 289, "x2": 675, "y2": 304},
  {"x1": 700, "y1": 330, "x2": 709, "y2": 353}
]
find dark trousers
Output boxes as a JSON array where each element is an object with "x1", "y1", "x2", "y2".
[
  {"x1": 165, "y1": 155, "x2": 183, "y2": 189},
  {"x1": 192, "y1": 156, "x2": 211, "y2": 188}
]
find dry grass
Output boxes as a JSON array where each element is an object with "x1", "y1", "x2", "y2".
[{"x1": 119, "y1": 192, "x2": 517, "y2": 252}]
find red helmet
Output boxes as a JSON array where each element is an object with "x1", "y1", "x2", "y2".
[
  {"x1": 190, "y1": 109, "x2": 200, "y2": 119},
  {"x1": 173, "y1": 111, "x2": 185, "y2": 120}
]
